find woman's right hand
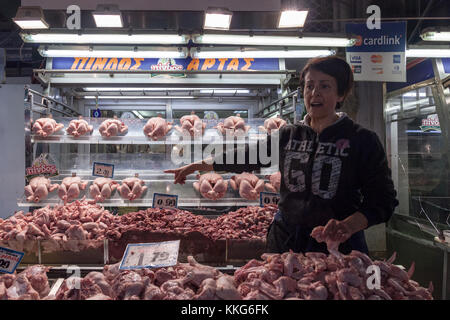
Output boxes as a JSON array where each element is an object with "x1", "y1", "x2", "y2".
[{"x1": 164, "y1": 164, "x2": 197, "y2": 185}]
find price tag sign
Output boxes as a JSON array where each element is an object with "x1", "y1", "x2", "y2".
[
  {"x1": 0, "y1": 247, "x2": 24, "y2": 274},
  {"x1": 92, "y1": 162, "x2": 114, "y2": 179},
  {"x1": 152, "y1": 193, "x2": 178, "y2": 209},
  {"x1": 119, "y1": 240, "x2": 180, "y2": 270},
  {"x1": 260, "y1": 192, "x2": 280, "y2": 207}
]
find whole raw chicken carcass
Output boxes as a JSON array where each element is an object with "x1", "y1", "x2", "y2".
[
  {"x1": 24, "y1": 176, "x2": 59, "y2": 203},
  {"x1": 229, "y1": 172, "x2": 265, "y2": 200},
  {"x1": 118, "y1": 177, "x2": 147, "y2": 201},
  {"x1": 58, "y1": 176, "x2": 88, "y2": 203},
  {"x1": 265, "y1": 172, "x2": 281, "y2": 193},
  {"x1": 174, "y1": 113, "x2": 206, "y2": 137},
  {"x1": 193, "y1": 173, "x2": 228, "y2": 200},
  {"x1": 215, "y1": 114, "x2": 250, "y2": 136},
  {"x1": 258, "y1": 117, "x2": 287, "y2": 134},
  {"x1": 99, "y1": 116, "x2": 128, "y2": 137},
  {"x1": 66, "y1": 116, "x2": 93, "y2": 137},
  {"x1": 143, "y1": 116, "x2": 173, "y2": 140},
  {"x1": 31, "y1": 116, "x2": 64, "y2": 137},
  {"x1": 89, "y1": 178, "x2": 119, "y2": 203}
]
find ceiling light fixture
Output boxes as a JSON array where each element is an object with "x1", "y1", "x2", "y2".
[
  {"x1": 38, "y1": 46, "x2": 187, "y2": 58},
  {"x1": 420, "y1": 28, "x2": 450, "y2": 41},
  {"x1": 191, "y1": 48, "x2": 335, "y2": 59},
  {"x1": 193, "y1": 34, "x2": 354, "y2": 47},
  {"x1": 13, "y1": 6, "x2": 49, "y2": 29},
  {"x1": 278, "y1": 10, "x2": 309, "y2": 28},
  {"x1": 20, "y1": 33, "x2": 189, "y2": 44},
  {"x1": 83, "y1": 96, "x2": 195, "y2": 99},
  {"x1": 406, "y1": 48, "x2": 450, "y2": 58},
  {"x1": 92, "y1": 4, "x2": 123, "y2": 28},
  {"x1": 204, "y1": 7, "x2": 233, "y2": 30}
]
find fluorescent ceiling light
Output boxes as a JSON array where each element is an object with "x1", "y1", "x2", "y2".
[
  {"x1": 420, "y1": 30, "x2": 450, "y2": 41},
  {"x1": 83, "y1": 96, "x2": 194, "y2": 99},
  {"x1": 204, "y1": 8, "x2": 232, "y2": 30},
  {"x1": 200, "y1": 89, "x2": 250, "y2": 94},
  {"x1": 13, "y1": 6, "x2": 49, "y2": 29},
  {"x1": 191, "y1": 48, "x2": 334, "y2": 59},
  {"x1": 84, "y1": 87, "x2": 201, "y2": 91},
  {"x1": 39, "y1": 47, "x2": 187, "y2": 58},
  {"x1": 278, "y1": 10, "x2": 308, "y2": 28},
  {"x1": 92, "y1": 4, "x2": 123, "y2": 28},
  {"x1": 406, "y1": 49, "x2": 450, "y2": 58},
  {"x1": 193, "y1": 34, "x2": 353, "y2": 47},
  {"x1": 21, "y1": 33, "x2": 188, "y2": 44}
]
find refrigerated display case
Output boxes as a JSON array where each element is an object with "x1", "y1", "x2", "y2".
[{"x1": 384, "y1": 58, "x2": 450, "y2": 299}]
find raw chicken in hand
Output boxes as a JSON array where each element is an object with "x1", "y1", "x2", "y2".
[
  {"x1": 99, "y1": 117, "x2": 128, "y2": 137},
  {"x1": 58, "y1": 176, "x2": 88, "y2": 203},
  {"x1": 215, "y1": 114, "x2": 250, "y2": 136},
  {"x1": 118, "y1": 177, "x2": 147, "y2": 201},
  {"x1": 25, "y1": 176, "x2": 59, "y2": 203},
  {"x1": 32, "y1": 116, "x2": 64, "y2": 137},
  {"x1": 193, "y1": 173, "x2": 228, "y2": 200},
  {"x1": 265, "y1": 172, "x2": 281, "y2": 193},
  {"x1": 89, "y1": 178, "x2": 119, "y2": 203},
  {"x1": 229, "y1": 173, "x2": 265, "y2": 200},
  {"x1": 175, "y1": 113, "x2": 206, "y2": 137},
  {"x1": 311, "y1": 219, "x2": 353, "y2": 253},
  {"x1": 143, "y1": 116, "x2": 173, "y2": 140},
  {"x1": 66, "y1": 116, "x2": 93, "y2": 137},
  {"x1": 259, "y1": 117, "x2": 287, "y2": 134}
]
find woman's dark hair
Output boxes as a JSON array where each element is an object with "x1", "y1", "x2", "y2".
[{"x1": 299, "y1": 55, "x2": 354, "y2": 109}]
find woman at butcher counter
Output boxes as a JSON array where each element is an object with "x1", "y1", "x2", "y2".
[{"x1": 165, "y1": 55, "x2": 399, "y2": 255}]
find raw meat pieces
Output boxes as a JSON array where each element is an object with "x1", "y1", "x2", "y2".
[
  {"x1": 58, "y1": 176, "x2": 88, "y2": 203},
  {"x1": 98, "y1": 117, "x2": 128, "y2": 137},
  {"x1": 193, "y1": 173, "x2": 228, "y2": 200},
  {"x1": 258, "y1": 117, "x2": 287, "y2": 134},
  {"x1": 143, "y1": 116, "x2": 173, "y2": 140},
  {"x1": 265, "y1": 172, "x2": 281, "y2": 193},
  {"x1": 230, "y1": 172, "x2": 265, "y2": 200},
  {"x1": 118, "y1": 177, "x2": 147, "y2": 201},
  {"x1": 24, "y1": 176, "x2": 59, "y2": 203},
  {"x1": 215, "y1": 114, "x2": 250, "y2": 136},
  {"x1": 89, "y1": 178, "x2": 119, "y2": 203},
  {"x1": 66, "y1": 116, "x2": 93, "y2": 137},
  {"x1": 0, "y1": 265, "x2": 50, "y2": 300},
  {"x1": 31, "y1": 116, "x2": 64, "y2": 137},
  {"x1": 175, "y1": 113, "x2": 206, "y2": 137}
]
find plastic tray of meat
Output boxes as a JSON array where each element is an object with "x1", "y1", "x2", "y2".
[
  {"x1": 39, "y1": 240, "x2": 106, "y2": 265},
  {"x1": 108, "y1": 231, "x2": 226, "y2": 264}
]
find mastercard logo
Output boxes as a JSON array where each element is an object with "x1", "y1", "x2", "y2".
[{"x1": 371, "y1": 55, "x2": 383, "y2": 63}]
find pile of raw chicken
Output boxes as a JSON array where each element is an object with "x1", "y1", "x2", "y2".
[
  {"x1": 0, "y1": 200, "x2": 277, "y2": 253},
  {"x1": 0, "y1": 249, "x2": 433, "y2": 300}
]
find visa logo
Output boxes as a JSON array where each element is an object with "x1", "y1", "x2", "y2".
[{"x1": 350, "y1": 55, "x2": 362, "y2": 63}]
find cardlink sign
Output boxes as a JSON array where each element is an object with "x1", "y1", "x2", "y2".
[
  {"x1": 345, "y1": 22, "x2": 406, "y2": 82},
  {"x1": 52, "y1": 57, "x2": 279, "y2": 71}
]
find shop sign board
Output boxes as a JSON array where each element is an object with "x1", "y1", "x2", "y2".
[
  {"x1": 260, "y1": 192, "x2": 280, "y2": 207},
  {"x1": 0, "y1": 246, "x2": 24, "y2": 274},
  {"x1": 346, "y1": 22, "x2": 406, "y2": 82},
  {"x1": 52, "y1": 57, "x2": 280, "y2": 72},
  {"x1": 119, "y1": 240, "x2": 180, "y2": 270},
  {"x1": 153, "y1": 193, "x2": 178, "y2": 209}
]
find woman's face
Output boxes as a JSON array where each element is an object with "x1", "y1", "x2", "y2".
[{"x1": 303, "y1": 68, "x2": 344, "y2": 120}]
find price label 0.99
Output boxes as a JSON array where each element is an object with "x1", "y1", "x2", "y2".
[
  {"x1": 119, "y1": 240, "x2": 180, "y2": 270},
  {"x1": 92, "y1": 162, "x2": 114, "y2": 179},
  {"x1": 0, "y1": 247, "x2": 24, "y2": 274},
  {"x1": 260, "y1": 192, "x2": 280, "y2": 207},
  {"x1": 152, "y1": 193, "x2": 178, "y2": 209}
]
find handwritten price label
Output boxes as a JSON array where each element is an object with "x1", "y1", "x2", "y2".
[
  {"x1": 152, "y1": 193, "x2": 178, "y2": 209},
  {"x1": 260, "y1": 192, "x2": 280, "y2": 207},
  {"x1": 119, "y1": 240, "x2": 180, "y2": 270},
  {"x1": 92, "y1": 162, "x2": 114, "y2": 179},
  {"x1": 0, "y1": 247, "x2": 24, "y2": 274}
]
